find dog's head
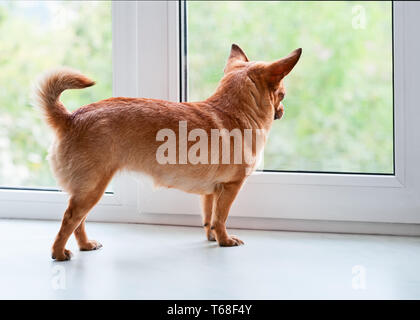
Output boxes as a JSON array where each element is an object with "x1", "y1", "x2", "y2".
[{"x1": 222, "y1": 44, "x2": 302, "y2": 121}]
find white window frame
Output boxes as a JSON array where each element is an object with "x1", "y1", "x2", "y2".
[{"x1": 1, "y1": 1, "x2": 420, "y2": 236}]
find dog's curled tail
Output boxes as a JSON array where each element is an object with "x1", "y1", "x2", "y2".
[{"x1": 33, "y1": 67, "x2": 95, "y2": 135}]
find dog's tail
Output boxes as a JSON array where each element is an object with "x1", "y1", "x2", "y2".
[{"x1": 33, "y1": 67, "x2": 95, "y2": 135}]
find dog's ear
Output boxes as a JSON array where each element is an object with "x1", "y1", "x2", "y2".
[
  {"x1": 224, "y1": 44, "x2": 249, "y2": 74},
  {"x1": 265, "y1": 48, "x2": 302, "y2": 85}
]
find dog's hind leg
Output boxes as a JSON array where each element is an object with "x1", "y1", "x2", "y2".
[
  {"x1": 51, "y1": 172, "x2": 114, "y2": 261},
  {"x1": 74, "y1": 217, "x2": 102, "y2": 251},
  {"x1": 200, "y1": 194, "x2": 216, "y2": 241}
]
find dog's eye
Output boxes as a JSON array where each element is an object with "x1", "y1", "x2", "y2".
[{"x1": 278, "y1": 92, "x2": 285, "y2": 100}]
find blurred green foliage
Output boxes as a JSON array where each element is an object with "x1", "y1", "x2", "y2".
[
  {"x1": 0, "y1": 1, "x2": 393, "y2": 189},
  {"x1": 0, "y1": 1, "x2": 111, "y2": 188},
  {"x1": 188, "y1": 1, "x2": 393, "y2": 173}
]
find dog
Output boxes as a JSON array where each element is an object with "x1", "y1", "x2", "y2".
[{"x1": 34, "y1": 44, "x2": 301, "y2": 260}]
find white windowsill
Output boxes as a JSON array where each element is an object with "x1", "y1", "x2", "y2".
[{"x1": 1, "y1": 218, "x2": 420, "y2": 299}]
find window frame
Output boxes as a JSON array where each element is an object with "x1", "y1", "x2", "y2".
[
  {"x1": 1, "y1": 1, "x2": 420, "y2": 235},
  {"x1": 0, "y1": 1, "x2": 140, "y2": 221},
  {"x1": 134, "y1": 1, "x2": 419, "y2": 228}
]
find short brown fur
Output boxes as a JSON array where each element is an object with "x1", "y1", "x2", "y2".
[{"x1": 34, "y1": 45, "x2": 301, "y2": 260}]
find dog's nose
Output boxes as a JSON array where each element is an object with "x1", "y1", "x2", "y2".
[{"x1": 274, "y1": 103, "x2": 285, "y2": 120}]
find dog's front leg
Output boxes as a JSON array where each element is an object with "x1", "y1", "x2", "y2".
[
  {"x1": 200, "y1": 194, "x2": 216, "y2": 241},
  {"x1": 211, "y1": 180, "x2": 245, "y2": 246}
]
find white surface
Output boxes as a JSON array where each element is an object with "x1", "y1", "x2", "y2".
[{"x1": 1, "y1": 219, "x2": 420, "y2": 300}]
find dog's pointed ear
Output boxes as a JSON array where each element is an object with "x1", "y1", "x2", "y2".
[
  {"x1": 224, "y1": 44, "x2": 249, "y2": 74},
  {"x1": 265, "y1": 48, "x2": 302, "y2": 85}
]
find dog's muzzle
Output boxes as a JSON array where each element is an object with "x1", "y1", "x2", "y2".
[{"x1": 274, "y1": 103, "x2": 285, "y2": 120}]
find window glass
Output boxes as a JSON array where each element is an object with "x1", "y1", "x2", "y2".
[
  {"x1": 187, "y1": 1, "x2": 393, "y2": 174},
  {"x1": 0, "y1": 1, "x2": 112, "y2": 188}
]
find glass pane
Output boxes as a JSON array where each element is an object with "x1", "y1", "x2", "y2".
[
  {"x1": 0, "y1": 1, "x2": 112, "y2": 188},
  {"x1": 187, "y1": 1, "x2": 393, "y2": 174}
]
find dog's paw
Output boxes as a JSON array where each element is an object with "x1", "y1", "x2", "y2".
[
  {"x1": 52, "y1": 248, "x2": 73, "y2": 261},
  {"x1": 206, "y1": 229, "x2": 216, "y2": 241},
  {"x1": 79, "y1": 240, "x2": 103, "y2": 251},
  {"x1": 218, "y1": 235, "x2": 244, "y2": 247}
]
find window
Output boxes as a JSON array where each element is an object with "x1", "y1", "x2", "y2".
[
  {"x1": 186, "y1": 1, "x2": 394, "y2": 174},
  {"x1": 0, "y1": 1, "x2": 112, "y2": 189},
  {"x1": 135, "y1": 0, "x2": 420, "y2": 231},
  {"x1": 0, "y1": 0, "x2": 129, "y2": 220},
  {"x1": 1, "y1": 1, "x2": 420, "y2": 235}
]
